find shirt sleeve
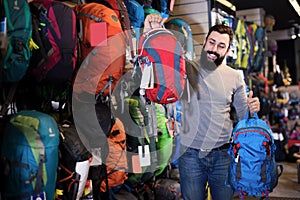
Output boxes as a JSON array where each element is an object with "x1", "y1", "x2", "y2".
[{"x1": 232, "y1": 72, "x2": 248, "y2": 120}]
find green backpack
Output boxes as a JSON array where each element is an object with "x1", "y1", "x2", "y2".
[
  {"x1": 155, "y1": 103, "x2": 173, "y2": 177},
  {"x1": 1, "y1": 0, "x2": 32, "y2": 82},
  {"x1": 123, "y1": 97, "x2": 173, "y2": 185}
]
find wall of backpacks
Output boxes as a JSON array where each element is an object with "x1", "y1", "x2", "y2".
[
  {"x1": 0, "y1": 0, "x2": 185, "y2": 199},
  {"x1": 0, "y1": 0, "x2": 292, "y2": 199}
]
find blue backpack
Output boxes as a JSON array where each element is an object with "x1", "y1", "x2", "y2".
[
  {"x1": 1, "y1": 0, "x2": 32, "y2": 82},
  {"x1": 124, "y1": 0, "x2": 144, "y2": 47},
  {"x1": 227, "y1": 111, "x2": 283, "y2": 199},
  {"x1": 1, "y1": 110, "x2": 60, "y2": 200}
]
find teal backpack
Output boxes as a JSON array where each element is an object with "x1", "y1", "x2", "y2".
[
  {"x1": 165, "y1": 18, "x2": 194, "y2": 60},
  {"x1": 1, "y1": 110, "x2": 60, "y2": 200},
  {"x1": 1, "y1": 0, "x2": 32, "y2": 82}
]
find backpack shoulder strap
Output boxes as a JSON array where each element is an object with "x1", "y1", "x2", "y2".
[
  {"x1": 34, "y1": 134, "x2": 45, "y2": 194},
  {"x1": 30, "y1": 4, "x2": 48, "y2": 61},
  {"x1": 0, "y1": 82, "x2": 18, "y2": 117}
]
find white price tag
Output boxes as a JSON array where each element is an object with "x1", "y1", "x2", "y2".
[{"x1": 138, "y1": 145, "x2": 151, "y2": 167}]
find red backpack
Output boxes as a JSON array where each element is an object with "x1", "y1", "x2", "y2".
[
  {"x1": 73, "y1": 3, "x2": 126, "y2": 99},
  {"x1": 29, "y1": 0, "x2": 77, "y2": 85},
  {"x1": 137, "y1": 28, "x2": 186, "y2": 104}
]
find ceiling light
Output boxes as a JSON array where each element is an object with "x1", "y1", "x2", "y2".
[{"x1": 289, "y1": 0, "x2": 300, "y2": 17}]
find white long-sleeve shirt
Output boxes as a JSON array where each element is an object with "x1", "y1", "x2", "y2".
[{"x1": 180, "y1": 63, "x2": 248, "y2": 150}]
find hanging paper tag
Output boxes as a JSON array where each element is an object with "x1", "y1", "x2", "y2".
[
  {"x1": 132, "y1": 155, "x2": 142, "y2": 173},
  {"x1": 90, "y1": 22, "x2": 107, "y2": 47},
  {"x1": 140, "y1": 62, "x2": 153, "y2": 89},
  {"x1": 138, "y1": 145, "x2": 151, "y2": 167}
]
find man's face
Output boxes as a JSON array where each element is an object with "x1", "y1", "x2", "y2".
[{"x1": 203, "y1": 31, "x2": 230, "y2": 66}]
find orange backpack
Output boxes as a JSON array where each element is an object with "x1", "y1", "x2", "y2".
[
  {"x1": 73, "y1": 3, "x2": 126, "y2": 98},
  {"x1": 100, "y1": 118, "x2": 128, "y2": 192}
]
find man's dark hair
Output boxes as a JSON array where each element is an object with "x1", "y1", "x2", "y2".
[{"x1": 206, "y1": 24, "x2": 234, "y2": 46}]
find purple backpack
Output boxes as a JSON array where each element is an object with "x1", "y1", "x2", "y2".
[{"x1": 29, "y1": 0, "x2": 77, "y2": 85}]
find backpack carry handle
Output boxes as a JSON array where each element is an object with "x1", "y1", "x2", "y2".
[{"x1": 244, "y1": 109, "x2": 258, "y2": 120}]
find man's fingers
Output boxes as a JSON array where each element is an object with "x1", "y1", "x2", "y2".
[{"x1": 248, "y1": 90, "x2": 253, "y2": 99}]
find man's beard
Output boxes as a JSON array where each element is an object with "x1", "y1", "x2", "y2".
[{"x1": 200, "y1": 49, "x2": 226, "y2": 69}]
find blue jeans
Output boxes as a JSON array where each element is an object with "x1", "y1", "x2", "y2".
[{"x1": 178, "y1": 145, "x2": 233, "y2": 200}]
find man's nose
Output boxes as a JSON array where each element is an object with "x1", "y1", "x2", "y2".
[{"x1": 211, "y1": 44, "x2": 218, "y2": 52}]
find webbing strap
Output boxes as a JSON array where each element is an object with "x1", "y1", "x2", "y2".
[
  {"x1": 173, "y1": 41, "x2": 183, "y2": 96},
  {"x1": 147, "y1": 102, "x2": 157, "y2": 139},
  {"x1": 77, "y1": 12, "x2": 103, "y2": 22},
  {"x1": 34, "y1": 134, "x2": 45, "y2": 194},
  {"x1": 59, "y1": 164, "x2": 81, "y2": 193},
  {"x1": 95, "y1": 74, "x2": 113, "y2": 102},
  {"x1": 31, "y1": 15, "x2": 48, "y2": 61},
  {"x1": 0, "y1": 82, "x2": 18, "y2": 116},
  {"x1": 186, "y1": 79, "x2": 191, "y2": 103},
  {"x1": 40, "y1": 5, "x2": 63, "y2": 49},
  {"x1": 145, "y1": 47, "x2": 165, "y2": 102}
]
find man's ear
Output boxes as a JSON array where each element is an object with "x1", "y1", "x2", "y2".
[{"x1": 225, "y1": 45, "x2": 231, "y2": 55}]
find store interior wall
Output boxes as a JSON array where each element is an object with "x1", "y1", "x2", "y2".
[{"x1": 268, "y1": 31, "x2": 300, "y2": 85}]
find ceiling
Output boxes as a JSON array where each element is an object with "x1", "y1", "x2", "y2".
[{"x1": 231, "y1": 0, "x2": 300, "y2": 31}]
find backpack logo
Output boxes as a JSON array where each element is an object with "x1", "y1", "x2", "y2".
[{"x1": 111, "y1": 14, "x2": 119, "y2": 23}]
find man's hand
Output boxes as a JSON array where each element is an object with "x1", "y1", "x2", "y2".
[
  {"x1": 247, "y1": 90, "x2": 260, "y2": 114},
  {"x1": 143, "y1": 14, "x2": 164, "y2": 33}
]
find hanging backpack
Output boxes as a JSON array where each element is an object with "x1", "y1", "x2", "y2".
[
  {"x1": 73, "y1": 2, "x2": 126, "y2": 99},
  {"x1": 85, "y1": 0, "x2": 135, "y2": 57},
  {"x1": 136, "y1": 28, "x2": 186, "y2": 104},
  {"x1": 100, "y1": 118, "x2": 128, "y2": 192},
  {"x1": 122, "y1": 96, "x2": 157, "y2": 189},
  {"x1": 140, "y1": 0, "x2": 172, "y2": 19},
  {"x1": 28, "y1": 0, "x2": 77, "y2": 85},
  {"x1": 227, "y1": 111, "x2": 283, "y2": 199},
  {"x1": 1, "y1": 0, "x2": 32, "y2": 82},
  {"x1": 252, "y1": 26, "x2": 267, "y2": 72},
  {"x1": 124, "y1": 0, "x2": 144, "y2": 30},
  {"x1": 124, "y1": 0, "x2": 144, "y2": 48},
  {"x1": 0, "y1": 110, "x2": 60, "y2": 200},
  {"x1": 56, "y1": 123, "x2": 93, "y2": 200}
]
